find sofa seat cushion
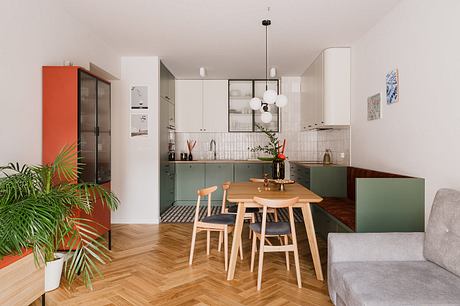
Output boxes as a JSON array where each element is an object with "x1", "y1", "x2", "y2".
[
  {"x1": 330, "y1": 261, "x2": 460, "y2": 305},
  {"x1": 317, "y1": 197, "x2": 355, "y2": 231}
]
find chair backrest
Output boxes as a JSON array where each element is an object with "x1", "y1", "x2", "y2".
[
  {"x1": 194, "y1": 186, "x2": 217, "y2": 223},
  {"x1": 253, "y1": 196, "x2": 299, "y2": 208},
  {"x1": 249, "y1": 178, "x2": 265, "y2": 183},
  {"x1": 424, "y1": 188, "x2": 460, "y2": 277},
  {"x1": 221, "y1": 181, "x2": 231, "y2": 213}
]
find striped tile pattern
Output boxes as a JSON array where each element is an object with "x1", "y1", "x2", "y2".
[{"x1": 161, "y1": 205, "x2": 305, "y2": 223}]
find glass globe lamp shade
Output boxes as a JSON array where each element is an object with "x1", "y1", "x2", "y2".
[
  {"x1": 249, "y1": 97, "x2": 262, "y2": 110},
  {"x1": 275, "y1": 94, "x2": 288, "y2": 108},
  {"x1": 263, "y1": 89, "x2": 277, "y2": 104},
  {"x1": 260, "y1": 111, "x2": 273, "y2": 123}
]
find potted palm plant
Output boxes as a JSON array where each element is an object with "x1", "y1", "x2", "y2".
[{"x1": 0, "y1": 145, "x2": 119, "y2": 290}]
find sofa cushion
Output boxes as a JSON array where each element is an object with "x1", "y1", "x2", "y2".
[
  {"x1": 330, "y1": 261, "x2": 460, "y2": 306},
  {"x1": 424, "y1": 188, "x2": 460, "y2": 277}
]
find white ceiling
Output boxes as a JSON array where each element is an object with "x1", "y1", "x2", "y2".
[{"x1": 59, "y1": 0, "x2": 401, "y2": 79}]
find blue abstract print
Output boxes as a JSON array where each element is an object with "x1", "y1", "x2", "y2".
[{"x1": 386, "y1": 69, "x2": 399, "y2": 104}]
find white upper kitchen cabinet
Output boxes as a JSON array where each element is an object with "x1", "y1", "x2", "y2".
[
  {"x1": 300, "y1": 47, "x2": 350, "y2": 130},
  {"x1": 202, "y1": 80, "x2": 228, "y2": 132},
  {"x1": 175, "y1": 80, "x2": 202, "y2": 132},
  {"x1": 175, "y1": 80, "x2": 227, "y2": 132}
]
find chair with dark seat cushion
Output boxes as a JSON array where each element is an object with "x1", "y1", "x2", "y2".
[
  {"x1": 250, "y1": 221, "x2": 290, "y2": 235},
  {"x1": 227, "y1": 205, "x2": 259, "y2": 214},
  {"x1": 202, "y1": 214, "x2": 236, "y2": 225},
  {"x1": 219, "y1": 182, "x2": 258, "y2": 249},
  {"x1": 189, "y1": 185, "x2": 243, "y2": 271},
  {"x1": 250, "y1": 196, "x2": 302, "y2": 290}
]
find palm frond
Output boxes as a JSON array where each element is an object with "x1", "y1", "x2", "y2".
[{"x1": 63, "y1": 218, "x2": 111, "y2": 289}]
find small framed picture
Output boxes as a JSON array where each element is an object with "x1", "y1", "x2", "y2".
[
  {"x1": 386, "y1": 69, "x2": 399, "y2": 104},
  {"x1": 131, "y1": 86, "x2": 149, "y2": 109},
  {"x1": 131, "y1": 114, "x2": 148, "y2": 137},
  {"x1": 367, "y1": 93, "x2": 382, "y2": 121}
]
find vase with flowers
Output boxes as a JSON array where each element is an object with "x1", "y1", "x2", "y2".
[{"x1": 250, "y1": 124, "x2": 286, "y2": 179}]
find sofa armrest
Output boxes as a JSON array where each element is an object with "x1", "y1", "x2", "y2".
[{"x1": 328, "y1": 232, "x2": 425, "y2": 264}]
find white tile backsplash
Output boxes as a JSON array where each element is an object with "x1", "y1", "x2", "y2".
[{"x1": 175, "y1": 77, "x2": 350, "y2": 165}]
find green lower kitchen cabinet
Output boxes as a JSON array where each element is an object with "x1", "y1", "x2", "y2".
[
  {"x1": 263, "y1": 163, "x2": 273, "y2": 178},
  {"x1": 310, "y1": 167, "x2": 347, "y2": 197},
  {"x1": 175, "y1": 163, "x2": 205, "y2": 201},
  {"x1": 289, "y1": 162, "x2": 347, "y2": 197},
  {"x1": 205, "y1": 163, "x2": 234, "y2": 201},
  {"x1": 160, "y1": 162, "x2": 175, "y2": 213},
  {"x1": 234, "y1": 163, "x2": 264, "y2": 181}
]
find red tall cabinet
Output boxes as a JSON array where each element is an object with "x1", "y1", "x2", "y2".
[{"x1": 42, "y1": 66, "x2": 113, "y2": 248}]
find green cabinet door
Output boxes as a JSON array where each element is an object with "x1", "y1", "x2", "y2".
[
  {"x1": 175, "y1": 163, "x2": 205, "y2": 201},
  {"x1": 234, "y1": 163, "x2": 263, "y2": 182},
  {"x1": 309, "y1": 166, "x2": 347, "y2": 197},
  {"x1": 263, "y1": 163, "x2": 273, "y2": 178},
  {"x1": 159, "y1": 162, "x2": 170, "y2": 213},
  {"x1": 205, "y1": 164, "x2": 234, "y2": 201}
]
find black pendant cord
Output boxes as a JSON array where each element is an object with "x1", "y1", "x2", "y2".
[{"x1": 265, "y1": 22, "x2": 268, "y2": 91}]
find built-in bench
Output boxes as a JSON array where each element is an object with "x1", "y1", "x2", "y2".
[{"x1": 289, "y1": 163, "x2": 425, "y2": 238}]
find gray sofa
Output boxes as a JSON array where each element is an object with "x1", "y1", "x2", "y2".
[{"x1": 328, "y1": 188, "x2": 460, "y2": 306}]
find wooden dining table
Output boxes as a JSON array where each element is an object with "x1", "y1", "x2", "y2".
[{"x1": 226, "y1": 181, "x2": 324, "y2": 281}]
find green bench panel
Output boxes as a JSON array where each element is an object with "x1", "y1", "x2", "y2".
[{"x1": 356, "y1": 178, "x2": 425, "y2": 232}]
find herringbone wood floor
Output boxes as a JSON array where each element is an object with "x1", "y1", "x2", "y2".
[{"x1": 33, "y1": 224, "x2": 332, "y2": 305}]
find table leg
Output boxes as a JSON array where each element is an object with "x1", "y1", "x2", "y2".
[
  {"x1": 301, "y1": 204, "x2": 324, "y2": 281},
  {"x1": 227, "y1": 202, "x2": 245, "y2": 280}
]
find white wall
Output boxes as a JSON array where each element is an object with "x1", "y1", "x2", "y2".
[
  {"x1": 0, "y1": 0, "x2": 120, "y2": 166},
  {"x1": 111, "y1": 57, "x2": 160, "y2": 224},
  {"x1": 351, "y1": 0, "x2": 460, "y2": 222}
]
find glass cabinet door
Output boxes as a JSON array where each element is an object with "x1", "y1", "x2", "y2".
[
  {"x1": 79, "y1": 71, "x2": 97, "y2": 183},
  {"x1": 254, "y1": 80, "x2": 279, "y2": 132},
  {"x1": 228, "y1": 79, "x2": 280, "y2": 132},
  {"x1": 97, "y1": 80, "x2": 111, "y2": 183},
  {"x1": 228, "y1": 80, "x2": 253, "y2": 132}
]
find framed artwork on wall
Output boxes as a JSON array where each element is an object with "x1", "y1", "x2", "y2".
[
  {"x1": 367, "y1": 93, "x2": 382, "y2": 121},
  {"x1": 386, "y1": 69, "x2": 399, "y2": 104},
  {"x1": 130, "y1": 113, "x2": 148, "y2": 137},
  {"x1": 130, "y1": 86, "x2": 149, "y2": 109}
]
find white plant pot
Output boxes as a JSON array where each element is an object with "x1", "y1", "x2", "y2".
[{"x1": 45, "y1": 253, "x2": 65, "y2": 292}]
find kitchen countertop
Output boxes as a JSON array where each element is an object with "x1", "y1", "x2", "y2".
[
  {"x1": 170, "y1": 159, "x2": 272, "y2": 164},
  {"x1": 289, "y1": 160, "x2": 345, "y2": 167}
]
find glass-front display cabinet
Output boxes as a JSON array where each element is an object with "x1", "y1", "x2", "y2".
[
  {"x1": 228, "y1": 79, "x2": 279, "y2": 132},
  {"x1": 78, "y1": 70, "x2": 111, "y2": 184}
]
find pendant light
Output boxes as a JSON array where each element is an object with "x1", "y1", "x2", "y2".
[{"x1": 249, "y1": 13, "x2": 288, "y2": 123}]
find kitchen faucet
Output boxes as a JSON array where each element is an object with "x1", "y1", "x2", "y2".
[{"x1": 210, "y1": 139, "x2": 217, "y2": 160}]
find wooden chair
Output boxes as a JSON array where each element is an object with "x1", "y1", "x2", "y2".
[
  {"x1": 189, "y1": 185, "x2": 243, "y2": 271},
  {"x1": 219, "y1": 182, "x2": 258, "y2": 250},
  {"x1": 249, "y1": 178, "x2": 279, "y2": 222},
  {"x1": 250, "y1": 196, "x2": 302, "y2": 290}
]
